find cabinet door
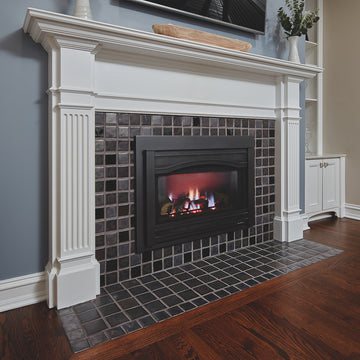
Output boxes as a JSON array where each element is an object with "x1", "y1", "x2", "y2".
[
  {"x1": 305, "y1": 159, "x2": 323, "y2": 214},
  {"x1": 322, "y1": 158, "x2": 340, "y2": 210}
]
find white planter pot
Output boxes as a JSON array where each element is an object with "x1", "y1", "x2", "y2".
[
  {"x1": 288, "y1": 36, "x2": 300, "y2": 63},
  {"x1": 73, "y1": 0, "x2": 92, "y2": 20}
]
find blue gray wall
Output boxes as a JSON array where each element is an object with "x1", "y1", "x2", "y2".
[{"x1": 0, "y1": 0, "x2": 305, "y2": 281}]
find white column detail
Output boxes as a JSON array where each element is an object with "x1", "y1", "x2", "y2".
[
  {"x1": 274, "y1": 76, "x2": 304, "y2": 242},
  {"x1": 44, "y1": 37, "x2": 100, "y2": 309}
]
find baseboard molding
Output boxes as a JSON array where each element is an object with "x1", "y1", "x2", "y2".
[
  {"x1": 0, "y1": 272, "x2": 47, "y2": 312},
  {"x1": 345, "y1": 203, "x2": 360, "y2": 221}
]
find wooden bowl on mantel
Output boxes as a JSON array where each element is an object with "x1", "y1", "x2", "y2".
[{"x1": 152, "y1": 24, "x2": 252, "y2": 53}]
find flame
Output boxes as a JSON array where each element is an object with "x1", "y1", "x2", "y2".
[
  {"x1": 188, "y1": 187, "x2": 200, "y2": 201},
  {"x1": 166, "y1": 188, "x2": 217, "y2": 218},
  {"x1": 208, "y1": 194, "x2": 215, "y2": 207}
]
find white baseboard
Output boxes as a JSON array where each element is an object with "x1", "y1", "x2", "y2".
[
  {"x1": 0, "y1": 272, "x2": 47, "y2": 312},
  {"x1": 345, "y1": 203, "x2": 360, "y2": 221}
]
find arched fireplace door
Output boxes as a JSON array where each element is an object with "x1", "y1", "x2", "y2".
[{"x1": 135, "y1": 136, "x2": 255, "y2": 252}]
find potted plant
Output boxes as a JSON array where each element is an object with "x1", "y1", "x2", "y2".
[{"x1": 278, "y1": 0, "x2": 319, "y2": 62}]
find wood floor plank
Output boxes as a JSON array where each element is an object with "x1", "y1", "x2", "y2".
[
  {"x1": 0, "y1": 302, "x2": 73, "y2": 360},
  {"x1": 261, "y1": 287, "x2": 360, "y2": 357},
  {"x1": 230, "y1": 301, "x2": 345, "y2": 360}
]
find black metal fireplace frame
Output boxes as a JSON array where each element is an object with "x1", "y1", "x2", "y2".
[{"x1": 135, "y1": 136, "x2": 255, "y2": 252}]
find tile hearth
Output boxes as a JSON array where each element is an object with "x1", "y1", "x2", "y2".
[{"x1": 58, "y1": 239, "x2": 342, "y2": 353}]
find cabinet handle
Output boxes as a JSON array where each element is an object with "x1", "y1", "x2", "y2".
[
  {"x1": 320, "y1": 162, "x2": 324, "y2": 168},
  {"x1": 324, "y1": 162, "x2": 329, "y2": 168}
]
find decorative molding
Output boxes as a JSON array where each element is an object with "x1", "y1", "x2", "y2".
[
  {"x1": 302, "y1": 214, "x2": 310, "y2": 231},
  {"x1": 345, "y1": 203, "x2": 360, "y2": 221},
  {"x1": 23, "y1": 8, "x2": 321, "y2": 308},
  {"x1": 0, "y1": 272, "x2": 46, "y2": 312}
]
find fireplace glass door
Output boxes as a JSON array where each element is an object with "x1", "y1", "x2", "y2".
[{"x1": 157, "y1": 170, "x2": 239, "y2": 222}]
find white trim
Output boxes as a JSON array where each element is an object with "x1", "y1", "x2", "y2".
[
  {"x1": 0, "y1": 272, "x2": 46, "y2": 312},
  {"x1": 345, "y1": 203, "x2": 360, "y2": 221}
]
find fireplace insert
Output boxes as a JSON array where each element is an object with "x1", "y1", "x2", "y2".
[{"x1": 135, "y1": 136, "x2": 254, "y2": 252}]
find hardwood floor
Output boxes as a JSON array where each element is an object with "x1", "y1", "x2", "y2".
[{"x1": 1, "y1": 217, "x2": 359, "y2": 360}]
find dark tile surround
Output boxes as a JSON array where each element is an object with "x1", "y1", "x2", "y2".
[
  {"x1": 95, "y1": 113, "x2": 276, "y2": 287},
  {"x1": 58, "y1": 239, "x2": 343, "y2": 353}
]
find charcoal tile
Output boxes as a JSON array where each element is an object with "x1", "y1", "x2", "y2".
[
  {"x1": 245, "y1": 279, "x2": 259, "y2": 287},
  {"x1": 204, "y1": 293, "x2": 219, "y2": 302},
  {"x1": 162, "y1": 295, "x2": 183, "y2": 307},
  {"x1": 144, "y1": 300, "x2": 166, "y2": 313},
  {"x1": 117, "y1": 297, "x2": 140, "y2": 310},
  {"x1": 178, "y1": 289, "x2": 198, "y2": 301},
  {"x1": 71, "y1": 339, "x2": 90, "y2": 353},
  {"x1": 184, "y1": 278, "x2": 202, "y2": 288},
  {"x1": 99, "y1": 303, "x2": 120, "y2": 317},
  {"x1": 88, "y1": 331, "x2": 109, "y2": 347},
  {"x1": 105, "y1": 326, "x2": 125, "y2": 340},
  {"x1": 174, "y1": 272, "x2": 192, "y2": 281},
  {"x1": 169, "y1": 283, "x2": 189, "y2": 293},
  {"x1": 154, "y1": 287, "x2": 173, "y2": 298},
  {"x1": 192, "y1": 297, "x2": 208, "y2": 307},
  {"x1": 106, "y1": 312, "x2": 129, "y2": 327},
  {"x1": 146, "y1": 281, "x2": 164, "y2": 291},
  {"x1": 153, "y1": 311, "x2": 171, "y2": 322},
  {"x1": 77, "y1": 309, "x2": 101, "y2": 324},
  {"x1": 179, "y1": 302, "x2": 196, "y2": 311},
  {"x1": 125, "y1": 306, "x2": 149, "y2": 320},
  {"x1": 167, "y1": 306, "x2": 184, "y2": 316},
  {"x1": 193, "y1": 285, "x2": 213, "y2": 295},
  {"x1": 122, "y1": 320, "x2": 141, "y2": 334},
  {"x1": 222, "y1": 276, "x2": 239, "y2": 286},
  {"x1": 128, "y1": 285, "x2": 148, "y2": 296},
  {"x1": 246, "y1": 269, "x2": 263, "y2": 276},
  {"x1": 138, "y1": 315, "x2": 156, "y2": 327},
  {"x1": 160, "y1": 277, "x2": 178, "y2": 286},
  {"x1": 66, "y1": 328, "x2": 86, "y2": 342},
  {"x1": 73, "y1": 302, "x2": 94, "y2": 314},
  {"x1": 83, "y1": 319, "x2": 107, "y2": 336},
  {"x1": 136, "y1": 292, "x2": 157, "y2": 304},
  {"x1": 214, "y1": 289, "x2": 230, "y2": 298},
  {"x1": 61, "y1": 315, "x2": 82, "y2": 332},
  {"x1": 207, "y1": 280, "x2": 227, "y2": 290},
  {"x1": 111, "y1": 289, "x2": 131, "y2": 302}
]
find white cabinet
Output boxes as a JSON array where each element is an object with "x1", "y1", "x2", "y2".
[{"x1": 305, "y1": 155, "x2": 346, "y2": 222}]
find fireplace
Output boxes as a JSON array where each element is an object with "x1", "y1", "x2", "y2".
[
  {"x1": 23, "y1": 8, "x2": 320, "y2": 308},
  {"x1": 135, "y1": 136, "x2": 255, "y2": 251}
]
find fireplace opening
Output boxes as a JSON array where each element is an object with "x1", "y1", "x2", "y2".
[
  {"x1": 135, "y1": 136, "x2": 255, "y2": 252},
  {"x1": 157, "y1": 170, "x2": 239, "y2": 222}
]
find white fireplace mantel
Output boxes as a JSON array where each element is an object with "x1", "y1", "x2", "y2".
[{"x1": 23, "y1": 8, "x2": 322, "y2": 309}]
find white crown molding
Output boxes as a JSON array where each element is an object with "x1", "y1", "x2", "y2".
[
  {"x1": 22, "y1": 7, "x2": 321, "y2": 309},
  {"x1": 345, "y1": 203, "x2": 360, "y2": 221},
  {"x1": 0, "y1": 272, "x2": 46, "y2": 312}
]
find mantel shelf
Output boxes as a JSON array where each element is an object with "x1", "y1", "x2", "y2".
[{"x1": 23, "y1": 7, "x2": 322, "y2": 80}]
